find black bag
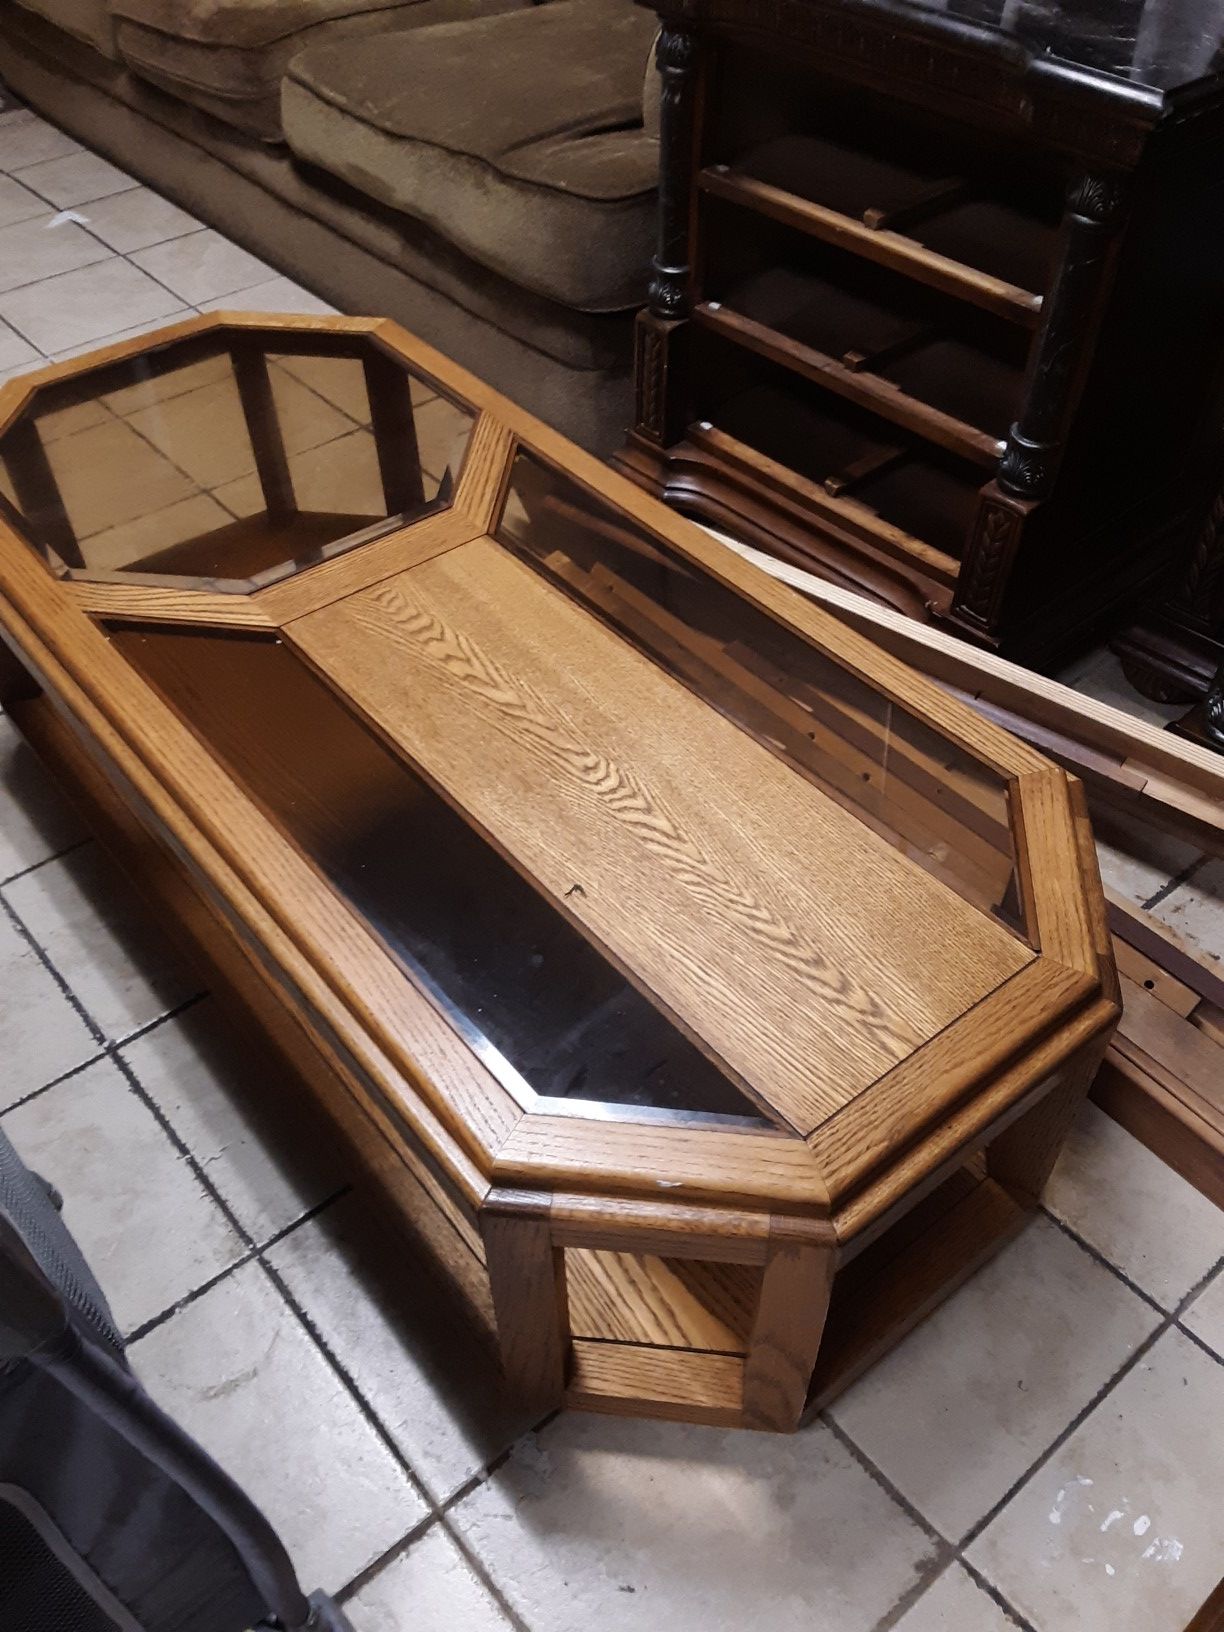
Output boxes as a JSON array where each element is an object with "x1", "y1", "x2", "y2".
[{"x1": 0, "y1": 1126, "x2": 351, "y2": 1632}]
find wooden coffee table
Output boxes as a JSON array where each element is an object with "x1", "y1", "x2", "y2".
[{"x1": 0, "y1": 314, "x2": 1119, "y2": 1431}]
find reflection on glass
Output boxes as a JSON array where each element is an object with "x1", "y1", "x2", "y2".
[
  {"x1": 495, "y1": 450, "x2": 1027, "y2": 940},
  {"x1": 109, "y1": 624, "x2": 768, "y2": 1123},
  {"x1": 893, "y1": 0, "x2": 1223, "y2": 90},
  {"x1": 0, "y1": 329, "x2": 474, "y2": 592}
]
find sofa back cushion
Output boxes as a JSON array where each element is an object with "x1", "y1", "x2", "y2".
[
  {"x1": 283, "y1": 0, "x2": 660, "y2": 311},
  {"x1": 110, "y1": 0, "x2": 529, "y2": 140}
]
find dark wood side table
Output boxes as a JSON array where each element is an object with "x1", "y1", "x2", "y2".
[{"x1": 618, "y1": 0, "x2": 1224, "y2": 674}]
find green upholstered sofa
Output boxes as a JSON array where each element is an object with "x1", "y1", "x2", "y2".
[{"x1": 0, "y1": 0, "x2": 659, "y2": 450}]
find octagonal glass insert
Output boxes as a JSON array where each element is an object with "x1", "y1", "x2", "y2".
[
  {"x1": 0, "y1": 325, "x2": 474, "y2": 592},
  {"x1": 496, "y1": 449, "x2": 1030, "y2": 941}
]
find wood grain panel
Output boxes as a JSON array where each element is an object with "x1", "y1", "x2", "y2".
[
  {"x1": 70, "y1": 581, "x2": 277, "y2": 628},
  {"x1": 289, "y1": 538, "x2": 1031, "y2": 1132},
  {"x1": 743, "y1": 1223, "x2": 835, "y2": 1429},
  {"x1": 566, "y1": 1340, "x2": 745, "y2": 1425},
  {"x1": 257, "y1": 509, "x2": 478, "y2": 623},
  {"x1": 566, "y1": 1249, "x2": 758, "y2": 1352},
  {"x1": 550, "y1": 1193, "x2": 773, "y2": 1263},
  {"x1": 453, "y1": 413, "x2": 516, "y2": 531},
  {"x1": 481, "y1": 1188, "x2": 569, "y2": 1412},
  {"x1": 496, "y1": 1114, "x2": 829, "y2": 1212}
]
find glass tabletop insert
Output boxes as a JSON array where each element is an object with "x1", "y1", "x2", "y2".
[
  {"x1": 0, "y1": 326, "x2": 474, "y2": 593},
  {"x1": 495, "y1": 449, "x2": 1029, "y2": 941},
  {"x1": 108, "y1": 622, "x2": 770, "y2": 1125}
]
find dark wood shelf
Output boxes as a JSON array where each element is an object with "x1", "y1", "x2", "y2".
[
  {"x1": 705, "y1": 244, "x2": 1029, "y2": 450},
  {"x1": 696, "y1": 303, "x2": 1004, "y2": 464},
  {"x1": 882, "y1": 337, "x2": 1026, "y2": 442},
  {"x1": 707, "y1": 379, "x2": 983, "y2": 562},
  {"x1": 699, "y1": 164, "x2": 1046, "y2": 327},
  {"x1": 627, "y1": 0, "x2": 1224, "y2": 671},
  {"x1": 714, "y1": 263, "x2": 923, "y2": 365},
  {"x1": 735, "y1": 132, "x2": 961, "y2": 229}
]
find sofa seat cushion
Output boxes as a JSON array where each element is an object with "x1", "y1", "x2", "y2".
[
  {"x1": 111, "y1": 0, "x2": 525, "y2": 140},
  {"x1": 283, "y1": 0, "x2": 658, "y2": 313},
  {"x1": 13, "y1": 0, "x2": 118, "y2": 59}
]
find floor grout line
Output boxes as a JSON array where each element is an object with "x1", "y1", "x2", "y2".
[
  {"x1": 5, "y1": 896, "x2": 444, "y2": 1602},
  {"x1": 956, "y1": 1313, "x2": 1170, "y2": 1559},
  {"x1": 0, "y1": 835, "x2": 537, "y2": 1610},
  {"x1": 959, "y1": 1556, "x2": 1040, "y2": 1632},
  {"x1": 1142, "y1": 854, "x2": 1205, "y2": 912},
  {"x1": 844, "y1": 1232, "x2": 1224, "y2": 1628},
  {"x1": 123, "y1": 1187, "x2": 354, "y2": 1347},
  {"x1": 0, "y1": 834, "x2": 90, "y2": 889},
  {"x1": 1038, "y1": 1204, "x2": 1168, "y2": 1317},
  {"x1": 333, "y1": 1511, "x2": 440, "y2": 1606}
]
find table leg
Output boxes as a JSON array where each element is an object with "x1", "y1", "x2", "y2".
[
  {"x1": 481, "y1": 1188, "x2": 570, "y2": 1414},
  {"x1": 743, "y1": 1220, "x2": 836, "y2": 1431},
  {"x1": 986, "y1": 1039, "x2": 1110, "y2": 1204}
]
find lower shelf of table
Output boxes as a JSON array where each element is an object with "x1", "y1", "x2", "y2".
[{"x1": 558, "y1": 1167, "x2": 1029, "y2": 1429}]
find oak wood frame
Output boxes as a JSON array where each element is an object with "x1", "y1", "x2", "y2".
[
  {"x1": 713, "y1": 545, "x2": 1224, "y2": 1210},
  {"x1": 0, "y1": 312, "x2": 1118, "y2": 1430}
]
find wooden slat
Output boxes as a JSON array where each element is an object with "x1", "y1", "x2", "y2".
[
  {"x1": 1111, "y1": 937, "x2": 1200, "y2": 1018},
  {"x1": 1092, "y1": 974, "x2": 1224, "y2": 1210},
  {"x1": 70, "y1": 580, "x2": 277, "y2": 628},
  {"x1": 698, "y1": 167, "x2": 1043, "y2": 327},
  {"x1": 496, "y1": 1113, "x2": 830, "y2": 1212},
  {"x1": 289, "y1": 538, "x2": 1031, "y2": 1135},
  {"x1": 696, "y1": 302, "x2": 1005, "y2": 465},
  {"x1": 565, "y1": 1249, "x2": 758, "y2": 1352},
  {"x1": 256, "y1": 508, "x2": 479, "y2": 624},
  {"x1": 452, "y1": 410, "x2": 516, "y2": 531},
  {"x1": 692, "y1": 423, "x2": 964, "y2": 585},
  {"x1": 743, "y1": 540, "x2": 1224, "y2": 830},
  {"x1": 566, "y1": 1340, "x2": 745, "y2": 1426},
  {"x1": 1107, "y1": 888, "x2": 1224, "y2": 1010}
]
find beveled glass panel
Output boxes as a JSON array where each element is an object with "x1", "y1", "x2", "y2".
[
  {"x1": 0, "y1": 328, "x2": 474, "y2": 592},
  {"x1": 495, "y1": 449, "x2": 1028, "y2": 940},
  {"x1": 109, "y1": 623, "x2": 769, "y2": 1123}
]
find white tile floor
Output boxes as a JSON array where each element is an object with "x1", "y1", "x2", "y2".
[{"x1": 1, "y1": 99, "x2": 1223, "y2": 1632}]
